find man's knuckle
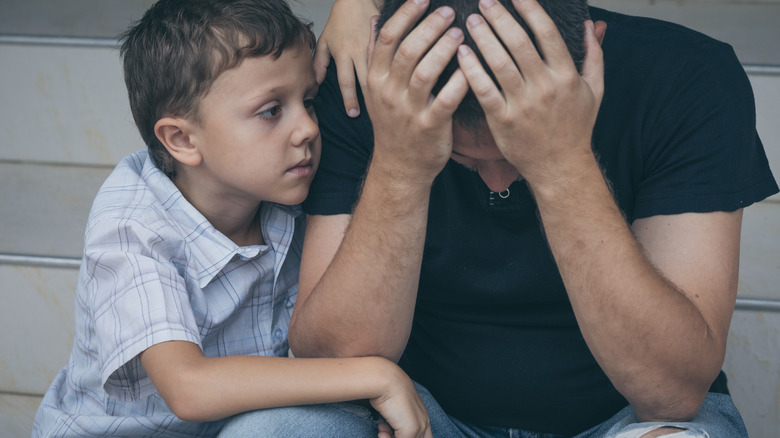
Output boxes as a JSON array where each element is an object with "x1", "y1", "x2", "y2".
[
  {"x1": 397, "y1": 43, "x2": 418, "y2": 61},
  {"x1": 376, "y1": 29, "x2": 395, "y2": 46}
]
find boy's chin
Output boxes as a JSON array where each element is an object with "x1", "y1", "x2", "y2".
[{"x1": 274, "y1": 188, "x2": 311, "y2": 206}]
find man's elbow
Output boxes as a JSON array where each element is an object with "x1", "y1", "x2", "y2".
[
  {"x1": 289, "y1": 326, "x2": 403, "y2": 362},
  {"x1": 632, "y1": 383, "x2": 710, "y2": 423}
]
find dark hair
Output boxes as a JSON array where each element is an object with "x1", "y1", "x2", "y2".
[
  {"x1": 378, "y1": 0, "x2": 589, "y2": 125},
  {"x1": 120, "y1": 0, "x2": 315, "y2": 178}
]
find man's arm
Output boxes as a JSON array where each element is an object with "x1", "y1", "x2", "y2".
[
  {"x1": 290, "y1": 0, "x2": 469, "y2": 361},
  {"x1": 458, "y1": 0, "x2": 738, "y2": 421},
  {"x1": 532, "y1": 164, "x2": 740, "y2": 421}
]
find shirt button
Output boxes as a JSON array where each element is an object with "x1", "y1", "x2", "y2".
[{"x1": 273, "y1": 328, "x2": 284, "y2": 341}]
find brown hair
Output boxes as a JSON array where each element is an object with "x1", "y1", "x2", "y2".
[{"x1": 120, "y1": 0, "x2": 315, "y2": 177}]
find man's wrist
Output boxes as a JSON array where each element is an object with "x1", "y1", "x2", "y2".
[{"x1": 524, "y1": 150, "x2": 603, "y2": 200}]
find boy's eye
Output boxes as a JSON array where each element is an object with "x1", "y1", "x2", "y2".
[
  {"x1": 304, "y1": 98, "x2": 315, "y2": 112},
  {"x1": 258, "y1": 105, "x2": 282, "y2": 118}
]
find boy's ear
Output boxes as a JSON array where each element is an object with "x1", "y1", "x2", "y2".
[{"x1": 154, "y1": 117, "x2": 202, "y2": 167}]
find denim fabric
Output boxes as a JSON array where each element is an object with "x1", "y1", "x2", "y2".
[
  {"x1": 217, "y1": 382, "x2": 748, "y2": 438},
  {"x1": 218, "y1": 401, "x2": 380, "y2": 437}
]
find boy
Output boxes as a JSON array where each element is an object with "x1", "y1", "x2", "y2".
[{"x1": 32, "y1": 1, "x2": 431, "y2": 437}]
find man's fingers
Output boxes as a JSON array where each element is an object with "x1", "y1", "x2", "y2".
[
  {"x1": 508, "y1": 0, "x2": 573, "y2": 71},
  {"x1": 429, "y1": 67, "x2": 469, "y2": 119},
  {"x1": 370, "y1": 0, "x2": 430, "y2": 75},
  {"x1": 456, "y1": 45, "x2": 505, "y2": 114},
  {"x1": 388, "y1": 6, "x2": 456, "y2": 84},
  {"x1": 464, "y1": 11, "x2": 526, "y2": 90},
  {"x1": 580, "y1": 20, "x2": 605, "y2": 101},
  {"x1": 408, "y1": 26, "x2": 464, "y2": 97}
]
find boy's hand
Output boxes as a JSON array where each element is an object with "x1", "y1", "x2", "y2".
[
  {"x1": 457, "y1": 0, "x2": 605, "y2": 188},
  {"x1": 369, "y1": 362, "x2": 432, "y2": 438},
  {"x1": 365, "y1": 0, "x2": 469, "y2": 186},
  {"x1": 314, "y1": 0, "x2": 382, "y2": 117}
]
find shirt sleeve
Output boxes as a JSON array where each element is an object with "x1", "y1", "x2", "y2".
[
  {"x1": 303, "y1": 63, "x2": 375, "y2": 216},
  {"x1": 631, "y1": 40, "x2": 778, "y2": 218},
  {"x1": 84, "y1": 216, "x2": 202, "y2": 401}
]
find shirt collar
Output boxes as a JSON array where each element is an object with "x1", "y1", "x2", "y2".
[{"x1": 141, "y1": 152, "x2": 301, "y2": 288}]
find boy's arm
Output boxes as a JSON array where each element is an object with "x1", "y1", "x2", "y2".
[
  {"x1": 314, "y1": 0, "x2": 384, "y2": 116},
  {"x1": 139, "y1": 340, "x2": 431, "y2": 438}
]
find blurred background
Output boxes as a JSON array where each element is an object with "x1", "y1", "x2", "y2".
[{"x1": 1, "y1": 0, "x2": 778, "y2": 436}]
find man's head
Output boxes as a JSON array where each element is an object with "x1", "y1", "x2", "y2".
[
  {"x1": 377, "y1": 0, "x2": 589, "y2": 125},
  {"x1": 120, "y1": 0, "x2": 315, "y2": 178}
]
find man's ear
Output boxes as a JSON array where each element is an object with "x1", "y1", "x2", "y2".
[
  {"x1": 594, "y1": 20, "x2": 607, "y2": 46},
  {"x1": 154, "y1": 117, "x2": 202, "y2": 167}
]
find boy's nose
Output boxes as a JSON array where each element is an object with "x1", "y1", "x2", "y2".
[{"x1": 292, "y1": 110, "x2": 319, "y2": 147}]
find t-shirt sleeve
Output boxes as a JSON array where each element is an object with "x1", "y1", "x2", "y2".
[
  {"x1": 631, "y1": 40, "x2": 778, "y2": 219},
  {"x1": 303, "y1": 63, "x2": 375, "y2": 215},
  {"x1": 84, "y1": 217, "x2": 202, "y2": 402}
]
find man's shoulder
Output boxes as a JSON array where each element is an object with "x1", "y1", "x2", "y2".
[{"x1": 590, "y1": 6, "x2": 733, "y2": 64}]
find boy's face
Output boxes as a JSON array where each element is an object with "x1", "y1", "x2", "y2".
[{"x1": 188, "y1": 43, "x2": 320, "y2": 206}]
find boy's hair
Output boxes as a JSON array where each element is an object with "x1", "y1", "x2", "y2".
[
  {"x1": 378, "y1": 0, "x2": 589, "y2": 125},
  {"x1": 120, "y1": 0, "x2": 315, "y2": 178}
]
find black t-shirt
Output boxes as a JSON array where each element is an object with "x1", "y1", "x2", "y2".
[{"x1": 304, "y1": 7, "x2": 779, "y2": 435}]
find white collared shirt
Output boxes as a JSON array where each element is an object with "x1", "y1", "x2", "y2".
[{"x1": 34, "y1": 149, "x2": 304, "y2": 437}]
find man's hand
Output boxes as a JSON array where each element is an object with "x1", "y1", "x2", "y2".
[
  {"x1": 365, "y1": 0, "x2": 469, "y2": 185},
  {"x1": 457, "y1": 0, "x2": 605, "y2": 188}
]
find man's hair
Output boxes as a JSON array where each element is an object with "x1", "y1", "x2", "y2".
[
  {"x1": 120, "y1": 0, "x2": 315, "y2": 178},
  {"x1": 378, "y1": 0, "x2": 589, "y2": 125}
]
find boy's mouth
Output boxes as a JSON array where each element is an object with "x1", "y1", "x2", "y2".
[{"x1": 287, "y1": 158, "x2": 313, "y2": 176}]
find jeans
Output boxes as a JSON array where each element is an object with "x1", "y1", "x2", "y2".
[{"x1": 217, "y1": 382, "x2": 748, "y2": 438}]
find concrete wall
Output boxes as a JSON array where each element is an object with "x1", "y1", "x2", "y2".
[{"x1": 1, "y1": 1, "x2": 778, "y2": 436}]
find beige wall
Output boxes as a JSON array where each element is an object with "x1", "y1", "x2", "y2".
[{"x1": 1, "y1": 1, "x2": 778, "y2": 436}]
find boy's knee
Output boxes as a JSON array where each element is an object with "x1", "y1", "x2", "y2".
[{"x1": 218, "y1": 403, "x2": 378, "y2": 438}]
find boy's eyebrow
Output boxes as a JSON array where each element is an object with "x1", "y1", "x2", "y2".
[{"x1": 244, "y1": 80, "x2": 319, "y2": 103}]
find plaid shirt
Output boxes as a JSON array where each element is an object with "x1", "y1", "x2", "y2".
[{"x1": 33, "y1": 150, "x2": 304, "y2": 437}]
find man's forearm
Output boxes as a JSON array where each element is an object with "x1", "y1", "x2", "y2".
[
  {"x1": 290, "y1": 163, "x2": 433, "y2": 361},
  {"x1": 529, "y1": 156, "x2": 728, "y2": 421}
]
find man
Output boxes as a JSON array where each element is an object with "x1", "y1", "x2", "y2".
[{"x1": 291, "y1": 0, "x2": 778, "y2": 436}]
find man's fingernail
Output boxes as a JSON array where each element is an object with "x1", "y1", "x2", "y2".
[
  {"x1": 348, "y1": 108, "x2": 359, "y2": 117},
  {"x1": 437, "y1": 7, "x2": 454, "y2": 18},
  {"x1": 480, "y1": 0, "x2": 496, "y2": 8}
]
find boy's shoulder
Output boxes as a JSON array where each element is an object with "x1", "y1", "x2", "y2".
[
  {"x1": 83, "y1": 149, "x2": 192, "y2": 255},
  {"x1": 88, "y1": 149, "x2": 188, "y2": 225}
]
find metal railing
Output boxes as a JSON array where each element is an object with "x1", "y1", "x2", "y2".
[
  {"x1": 2, "y1": 252, "x2": 779, "y2": 312},
  {"x1": 2, "y1": 34, "x2": 780, "y2": 77}
]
